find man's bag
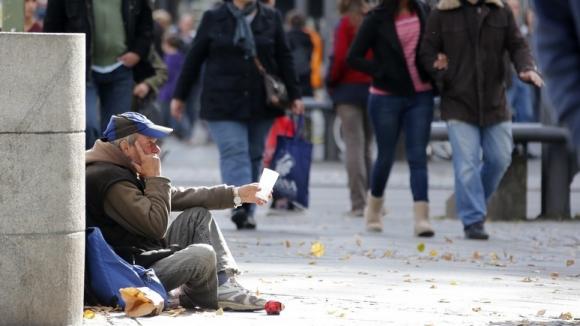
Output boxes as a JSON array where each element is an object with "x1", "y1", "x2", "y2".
[
  {"x1": 85, "y1": 227, "x2": 168, "y2": 309},
  {"x1": 271, "y1": 115, "x2": 313, "y2": 208}
]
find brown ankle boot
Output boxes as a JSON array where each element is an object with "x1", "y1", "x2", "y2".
[
  {"x1": 414, "y1": 201, "x2": 434, "y2": 237},
  {"x1": 364, "y1": 193, "x2": 384, "y2": 232}
]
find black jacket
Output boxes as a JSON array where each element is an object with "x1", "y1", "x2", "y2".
[
  {"x1": 173, "y1": 3, "x2": 301, "y2": 121},
  {"x1": 419, "y1": 0, "x2": 535, "y2": 126},
  {"x1": 43, "y1": 0, "x2": 155, "y2": 82},
  {"x1": 347, "y1": 0, "x2": 432, "y2": 96}
]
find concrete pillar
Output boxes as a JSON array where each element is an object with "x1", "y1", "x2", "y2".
[{"x1": 0, "y1": 33, "x2": 85, "y2": 326}]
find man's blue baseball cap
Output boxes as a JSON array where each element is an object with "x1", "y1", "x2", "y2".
[{"x1": 101, "y1": 112, "x2": 173, "y2": 142}]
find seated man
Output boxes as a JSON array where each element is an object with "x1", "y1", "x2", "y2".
[{"x1": 86, "y1": 112, "x2": 268, "y2": 311}]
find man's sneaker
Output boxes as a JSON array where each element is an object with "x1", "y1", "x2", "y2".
[
  {"x1": 464, "y1": 222, "x2": 489, "y2": 240},
  {"x1": 217, "y1": 278, "x2": 266, "y2": 311}
]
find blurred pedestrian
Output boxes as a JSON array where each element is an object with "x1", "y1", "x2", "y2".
[
  {"x1": 327, "y1": 0, "x2": 373, "y2": 218},
  {"x1": 286, "y1": 10, "x2": 314, "y2": 97},
  {"x1": 532, "y1": 0, "x2": 580, "y2": 157},
  {"x1": 348, "y1": 0, "x2": 435, "y2": 237},
  {"x1": 25, "y1": 0, "x2": 43, "y2": 32},
  {"x1": 44, "y1": 0, "x2": 155, "y2": 149},
  {"x1": 171, "y1": 0, "x2": 304, "y2": 230},
  {"x1": 506, "y1": 0, "x2": 534, "y2": 123},
  {"x1": 420, "y1": 0, "x2": 543, "y2": 240},
  {"x1": 132, "y1": 46, "x2": 168, "y2": 127}
]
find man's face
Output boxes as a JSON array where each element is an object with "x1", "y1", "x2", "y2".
[{"x1": 123, "y1": 134, "x2": 160, "y2": 164}]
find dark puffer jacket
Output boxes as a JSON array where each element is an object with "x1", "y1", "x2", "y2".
[{"x1": 419, "y1": 0, "x2": 536, "y2": 126}]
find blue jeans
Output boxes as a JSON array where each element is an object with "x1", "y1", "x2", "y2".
[
  {"x1": 507, "y1": 74, "x2": 534, "y2": 122},
  {"x1": 447, "y1": 120, "x2": 513, "y2": 227},
  {"x1": 368, "y1": 91, "x2": 434, "y2": 201},
  {"x1": 207, "y1": 119, "x2": 274, "y2": 215},
  {"x1": 85, "y1": 65, "x2": 134, "y2": 148}
]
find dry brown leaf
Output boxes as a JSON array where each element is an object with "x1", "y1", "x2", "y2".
[
  {"x1": 472, "y1": 307, "x2": 481, "y2": 312},
  {"x1": 442, "y1": 253, "x2": 454, "y2": 261},
  {"x1": 559, "y1": 312, "x2": 573, "y2": 320},
  {"x1": 382, "y1": 250, "x2": 394, "y2": 258},
  {"x1": 340, "y1": 254, "x2": 351, "y2": 261},
  {"x1": 566, "y1": 259, "x2": 575, "y2": 267},
  {"x1": 83, "y1": 309, "x2": 96, "y2": 319},
  {"x1": 521, "y1": 277, "x2": 533, "y2": 283},
  {"x1": 429, "y1": 250, "x2": 438, "y2": 257},
  {"x1": 536, "y1": 309, "x2": 546, "y2": 316},
  {"x1": 438, "y1": 299, "x2": 450, "y2": 303},
  {"x1": 403, "y1": 279, "x2": 412, "y2": 283},
  {"x1": 472, "y1": 251, "x2": 482, "y2": 260},
  {"x1": 550, "y1": 272, "x2": 560, "y2": 279},
  {"x1": 167, "y1": 307, "x2": 186, "y2": 317},
  {"x1": 430, "y1": 284, "x2": 437, "y2": 289},
  {"x1": 489, "y1": 252, "x2": 499, "y2": 261},
  {"x1": 284, "y1": 240, "x2": 291, "y2": 248},
  {"x1": 444, "y1": 236, "x2": 453, "y2": 244},
  {"x1": 308, "y1": 261, "x2": 317, "y2": 265}
]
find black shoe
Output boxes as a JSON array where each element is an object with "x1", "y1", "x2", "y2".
[
  {"x1": 231, "y1": 207, "x2": 256, "y2": 230},
  {"x1": 464, "y1": 222, "x2": 489, "y2": 240}
]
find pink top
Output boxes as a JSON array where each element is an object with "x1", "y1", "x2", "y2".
[{"x1": 370, "y1": 12, "x2": 432, "y2": 95}]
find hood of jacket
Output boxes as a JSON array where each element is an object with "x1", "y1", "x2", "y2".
[
  {"x1": 437, "y1": 0, "x2": 504, "y2": 10},
  {"x1": 86, "y1": 140, "x2": 135, "y2": 173}
]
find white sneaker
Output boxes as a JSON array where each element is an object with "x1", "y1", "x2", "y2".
[{"x1": 217, "y1": 278, "x2": 266, "y2": 311}]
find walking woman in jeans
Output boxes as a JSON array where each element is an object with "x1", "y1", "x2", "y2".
[
  {"x1": 327, "y1": 0, "x2": 373, "y2": 217},
  {"x1": 171, "y1": 0, "x2": 304, "y2": 230},
  {"x1": 347, "y1": 0, "x2": 435, "y2": 237}
]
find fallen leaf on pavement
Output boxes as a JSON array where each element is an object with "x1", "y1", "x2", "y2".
[
  {"x1": 442, "y1": 253, "x2": 454, "y2": 261},
  {"x1": 444, "y1": 236, "x2": 453, "y2": 244},
  {"x1": 536, "y1": 309, "x2": 546, "y2": 316},
  {"x1": 83, "y1": 309, "x2": 95, "y2": 319},
  {"x1": 308, "y1": 261, "x2": 317, "y2": 265},
  {"x1": 521, "y1": 277, "x2": 533, "y2": 283},
  {"x1": 430, "y1": 285, "x2": 437, "y2": 289},
  {"x1": 559, "y1": 312, "x2": 573, "y2": 320},
  {"x1": 340, "y1": 254, "x2": 351, "y2": 261},
  {"x1": 450, "y1": 281, "x2": 458, "y2": 286},
  {"x1": 472, "y1": 307, "x2": 481, "y2": 312},
  {"x1": 167, "y1": 307, "x2": 186, "y2": 317},
  {"x1": 417, "y1": 243, "x2": 426, "y2": 253},
  {"x1": 298, "y1": 241, "x2": 305, "y2": 247},
  {"x1": 550, "y1": 272, "x2": 559, "y2": 279},
  {"x1": 566, "y1": 259, "x2": 575, "y2": 267},
  {"x1": 429, "y1": 250, "x2": 438, "y2": 257},
  {"x1": 382, "y1": 250, "x2": 394, "y2": 258},
  {"x1": 355, "y1": 235, "x2": 362, "y2": 247},
  {"x1": 439, "y1": 299, "x2": 450, "y2": 303},
  {"x1": 284, "y1": 240, "x2": 291, "y2": 248},
  {"x1": 310, "y1": 241, "x2": 325, "y2": 258}
]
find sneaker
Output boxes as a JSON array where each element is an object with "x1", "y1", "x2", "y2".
[
  {"x1": 464, "y1": 222, "x2": 489, "y2": 240},
  {"x1": 217, "y1": 278, "x2": 266, "y2": 311}
]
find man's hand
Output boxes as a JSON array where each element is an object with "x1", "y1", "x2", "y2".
[
  {"x1": 119, "y1": 52, "x2": 141, "y2": 68},
  {"x1": 133, "y1": 82, "x2": 151, "y2": 99},
  {"x1": 131, "y1": 141, "x2": 161, "y2": 177},
  {"x1": 238, "y1": 183, "x2": 269, "y2": 206},
  {"x1": 519, "y1": 70, "x2": 544, "y2": 87},
  {"x1": 291, "y1": 99, "x2": 305, "y2": 115},
  {"x1": 433, "y1": 53, "x2": 449, "y2": 70},
  {"x1": 170, "y1": 99, "x2": 185, "y2": 120}
]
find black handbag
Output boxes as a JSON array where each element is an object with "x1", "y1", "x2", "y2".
[{"x1": 254, "y1": 57, "x2": 290, "y2": 108}]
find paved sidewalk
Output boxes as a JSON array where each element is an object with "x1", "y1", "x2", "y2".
[{"x1": 84, "y1": 139, "x2": 580, "y2": 326}]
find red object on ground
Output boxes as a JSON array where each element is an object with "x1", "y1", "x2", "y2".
[{"x1": 264, "y1": 300, "x2": 285, "y2": 315}]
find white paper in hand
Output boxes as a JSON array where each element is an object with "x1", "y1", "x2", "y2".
[{"x1": 257, "y1": 168, "x2": 279, "y2": 200}]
